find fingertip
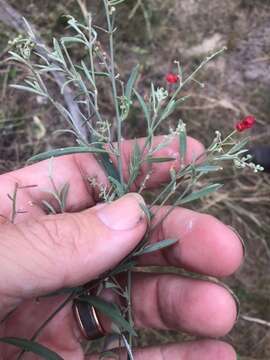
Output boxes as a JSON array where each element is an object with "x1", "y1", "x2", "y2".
[
  {"x1": 205, "y1": 216, "x2": 244, "y2": 276},
  {"x1": 182, "y1": 340, "x2": 237, "y2": 360},
  {"x1": 96, "y1": 193, "x2": 146, "y2": 231},
  {"x1": 199, "y1": 282, "x2": 238, "y2": 336},
  {"x1": 187, "y1": 213, "x2": 244, "y2": 277}
]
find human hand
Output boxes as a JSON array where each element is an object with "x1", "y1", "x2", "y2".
[{"x1": 0, "y1": 136, "x2": 243, "y2": 359}]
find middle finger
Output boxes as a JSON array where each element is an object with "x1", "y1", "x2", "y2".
[{"x1": 137, "y1": 206, "x2": 244, "y2": 277}]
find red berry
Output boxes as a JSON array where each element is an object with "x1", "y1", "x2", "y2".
[
  {"x1": 166, "y1": 73, "x2": 179, "y2": 84},
  {"x1": 235, "y1": 115, "x2": 256, "y2": 132},
  {"x1": 243, "y1": 115, "x2": 256, "y2": 128}
]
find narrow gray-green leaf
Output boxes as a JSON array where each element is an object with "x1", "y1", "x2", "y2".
[
  {"x1": 28, "y1": 146, "x2": 107, "y2": 163},
  {"x1": 42, "y1": 200, "x2": 57, "y2": 214},
  {"x1": 179, "y1": 120, "x2": 187, "y2": 164},
  {"x1": 110, "y1": 260, "x2": 137, "y2": 276},
  {"x1": 125, "y1": 64, "x2": 140, "y2": 101},
  {"x1": 195, "y1": 165, "x2": 223, "y2": 173},
  {"x1": 75, "y1": 66, "x2": 109, "y2": 77},
  {"x1": 0, "y1": 338, "x2": 63, "y2": 360},
  {"x1": 179, "y1": 184, "x2": 222, "y2": 205},
  {"x1": 59, "y1": 183, "x2": 70, "y2": 211},
  {"x1": 78, "y1": 296, "x2": 137, "y2": 336},
  {"x1": 52, "y1": 38, "x2": 66, "y2": 65},
  {"x1": 98, "y1": 149, "x2": 121, "y2": 183},
  {"x1": 108, "y1": 176, "x2": 126, "y2": 197},
  {"x1": 229, "y1": 139, "x2": 249, "y2": 155},
  {"x1": 160, "y1": 96, "x2": 190, "y2": 121},
  {"x1": 61, "y1": 37, "x2": 86, "y2": 45},
  {"x1": 139, "y1": 203, "x2": 153, "y2": 223},
  {"x1": 134, "y1": 239, "x2": 178, "y2": 256},
  {"x1": 134, "y1": 89, "x2": 150, "y2": 126},
  {"x1": 99, "y1": 351, "x2": 118, "y2": 359},
  {"x1": 147, "y1": 156, "x2": 175, "y2": 163},
  {"x1": 10, "y1": 84, "x2": 46, "y2": 97}
]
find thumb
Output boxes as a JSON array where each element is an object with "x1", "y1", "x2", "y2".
[{"x1": 0, "y1": 193, "x2": 146, "y2": 315}]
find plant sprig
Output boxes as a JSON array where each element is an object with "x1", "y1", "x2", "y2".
[{"x1": 5, "y1": 1, "x2": 263, "y2": 359}]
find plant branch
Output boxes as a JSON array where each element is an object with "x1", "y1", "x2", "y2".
[{"x1": 0, "y1": 0, "x2": 88, "y2": 141}]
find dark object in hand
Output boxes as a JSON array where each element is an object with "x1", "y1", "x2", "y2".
[{"x1": 249, "y1": 146, "x2": 270, "y2": 172}]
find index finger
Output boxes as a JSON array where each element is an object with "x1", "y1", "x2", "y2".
[{"x1": 0, "y1": 136, "x2": 204, "y2": 220}]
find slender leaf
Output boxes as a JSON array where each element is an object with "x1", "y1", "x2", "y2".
[
  {"x1": 128, "y1": 140, "x2": 141, "y2": 186},
  {"x1": 42, "y1": 200, "x2": 57, "y2": 214},
  {"x1": 139, "y1": 203, "x2": 153, "y2": 223},
  {"x1": 10, "y1": 84, "x2": 46, "y2": 97},
  {"x1": 179, "y1": 120, "x2": 187, "y2": 164},
  {"x1": 229, "y1": 138, "x2": 249, "y2": 155},
  {"x1": 133, "y1": 89, "x2": 151, "y2": 126},
  {"x1": 160, "y1": 96, "x2": 190, "y2": 121},
  {"x1": 99, "y1": 351, "x2": 118, "y2": 359},
  {"x1": 108, "y1": 176, "x2": 126, "y2": 197},
  {"x1": 122, "y1": 66, "x2": 140, "y2": 121},
  {"x1": 59, "y1": 183, "x2": 70, "y2": 211},
  {"x1": 61, "y1": 37, "x2": 86, "y2": 45},
  {"x1": 134, "y1": 239, "x2": 178, "y2": 256},
  {"x1": 147, "y1": 156, "x2": 175, "y2": 163},
  {"x1": 110, "y1": 260, "x2": 137, "y2": 276},
  {"x1": 0, "y1": 338, "x2": 64, "y2": 360},
  {"x1": 52, "y1": 38, "x2": 66, "y2": 65},
  {"x1": 28, "y1": 146, "x2": 107, "y2": 163},
  {"x1": 109, "y1": 0, "x2": 127, "y2": 5},
  {"x1": 125, "y1": 64, "x2": 140, "y2": 101},
  {"x1": 75, "y1": 65, "x2": 109, "y2": 77},
  {"x1": 178, "y1": 184, "x2": 222, "y2": 205},
  {"x1": 98, "y1": 149, "x2": 121, "y2": 183},
  {"x1": 195, "y1": 165, "x2": 223, "y2": 173},
  {"x1": 78, "y1": 296, "x2": 137, "y2": 336}
]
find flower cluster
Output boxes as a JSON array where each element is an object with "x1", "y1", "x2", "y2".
[{"x1": 235, "y1": 115, "x2": 256, "y2": 132}]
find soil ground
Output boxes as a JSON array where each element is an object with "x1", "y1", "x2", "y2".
[{"x1": 0, "y1": 0, "x2": 270, "y2": 359}]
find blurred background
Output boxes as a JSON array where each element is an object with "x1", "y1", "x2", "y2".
[{"x1": 0, "y1": 0, "x2": 270, "y2": 359}]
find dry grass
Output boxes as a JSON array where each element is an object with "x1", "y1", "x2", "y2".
[{"x1": 0, "y1": 0, "x2": 270, "y2": 358}]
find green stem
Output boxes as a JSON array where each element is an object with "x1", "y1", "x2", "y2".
[
  {"x1": 127, "y1": 270, "x2": 133, "y2": 360},
  {"x1": 104, "y1": 0, "x2": 124, "y2": 185}
]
